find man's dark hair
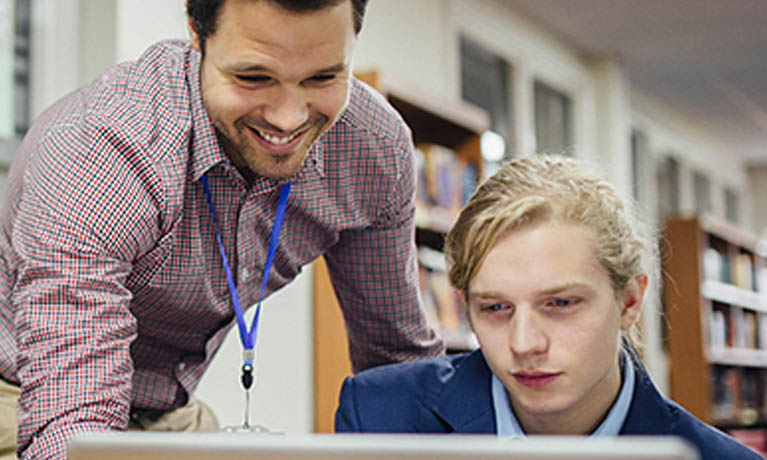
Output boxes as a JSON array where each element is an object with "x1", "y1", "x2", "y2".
[{"x1": 187, "y1": 0, "x2": 370, "y2": 54}]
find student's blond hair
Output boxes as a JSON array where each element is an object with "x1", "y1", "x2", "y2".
[{"x1": 444, "y1": 154, "x2": 658, "y2": 348}]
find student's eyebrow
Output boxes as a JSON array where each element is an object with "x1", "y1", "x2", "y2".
[
  {"x1": 536, "y1": 282, "x2": 591, "y2": 296},
  {"x1": 469, "y1": 282, "x2": 592, "y2": 301},
  {"x1": 468, "y1": 290, "x2": 505, "y2": 301}
]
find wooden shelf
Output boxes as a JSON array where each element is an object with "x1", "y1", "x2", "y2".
[
  {"x1": 701, "y1": 280, "x2": 767, "y2": 313},
  {"x1": 699, "y1": 214, "x2": 760, "y2": 251},
  {"x1": 355, "y1": 70, "x2": 490, "y2": 144},
  {"x1": 663, "y1": 215, "x2": 767, "y2": 430},
  {"x1": 708, "y1": 347, "x2": 767, "y2": 367}
]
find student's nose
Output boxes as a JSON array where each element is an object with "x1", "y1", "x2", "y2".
[
  {"x1": 508, "y1": 308, "x2": 548, "y2": 357},
  {"x1": 264, "y1": 85, "x2": 309, "y2": 133}
]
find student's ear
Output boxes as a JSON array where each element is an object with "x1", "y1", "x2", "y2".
[{"x1": 620, "y1": 274, "x2": 647, "y2": 331}]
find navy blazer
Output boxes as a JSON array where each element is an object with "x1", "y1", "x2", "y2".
[{"x1": 335, "y1": 350, "x2": 762, "y2": 460}]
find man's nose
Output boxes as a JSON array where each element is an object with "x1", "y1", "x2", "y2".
[{"x1": 263, "y1": 86, "x2": 309, "y2": 133}]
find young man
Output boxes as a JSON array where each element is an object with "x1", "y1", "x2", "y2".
[
  {"x1": 0, "y1": 0, "x2": 443, "y2": 457},
  {"x1": 335, "y1": 156, "x2": 761, "y2": 460}
]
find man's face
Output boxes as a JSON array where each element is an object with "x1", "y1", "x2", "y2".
[
  {"x1": 467, "y1": 222, "x2": 641, "y2": 435},
  {"x1": 190, "y1": 0, "x2": 356, "y2": 181}
]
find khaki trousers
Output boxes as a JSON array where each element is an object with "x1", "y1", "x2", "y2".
[
  {"x1": 0, "y1": 377, "x2": 218, "y2": 460},
  {"x1": 0, "y1": 378, "x2": 19, "y2": 460}
]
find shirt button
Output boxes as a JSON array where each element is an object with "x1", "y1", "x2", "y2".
[
  {"x1": 177, "y1": 362, "x2": 186, "y2": 372},
  {"x1": 240, "y1": 268, "x2": 250, "y2": 283}
]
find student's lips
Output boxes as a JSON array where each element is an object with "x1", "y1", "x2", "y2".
[{"x1": 512, "y1": 371, "x2": 562, "y2": 388}]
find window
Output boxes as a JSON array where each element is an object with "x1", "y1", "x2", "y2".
[
  {"x1": 631, "y1": 130, "x2": 648, "y2": 201},
  {"x1": 534, "y1": 80, "x2": 572, "y2": 155},
  {"x1": 657, "y1": 156, "x2": 680, "y2": 221},
  {"x1": 724, "y1": 187, "x2": 739, "y2": 224},
  {"x1": 693, "y1": 170, "x2": 713, "y2": 215},
  {"x1": 460, "y1": 35, "x2": 511, "y2": 170},
  {"x1": 0, "y1": 0, "x2": 30, "y2": 162}
]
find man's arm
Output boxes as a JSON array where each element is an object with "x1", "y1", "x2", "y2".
[
  {"x1": 323, "y1": 126, "x2": 444, "y2": 373},
  {"x1": 12, "y1": 123, "x2": 161, "y2": 458}
]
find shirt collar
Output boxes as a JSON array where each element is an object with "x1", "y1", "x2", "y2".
[
  {"x1": 492, "y1": 347, "x2": 635, "y2": 437},
  {"x1": 184, "y1": 43, "x2": 326, "y2": 188}
]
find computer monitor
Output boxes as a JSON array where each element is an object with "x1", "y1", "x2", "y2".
[{"x1": 66, "y1": 432, "x2": 700, "y2": 460}]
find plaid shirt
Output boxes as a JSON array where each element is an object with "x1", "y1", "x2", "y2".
[{"x1": 0, "y1": 40, "x2": 444, "y2": 459}]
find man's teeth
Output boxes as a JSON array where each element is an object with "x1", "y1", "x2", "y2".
[{"x1": 257, "y1": 129, "x2": 299, "y2": 145}]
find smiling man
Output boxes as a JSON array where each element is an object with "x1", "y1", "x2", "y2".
[{"x1": 0, "y1": 1, "x2": 444, "y2": 458}]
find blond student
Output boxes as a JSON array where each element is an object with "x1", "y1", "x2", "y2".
[{"x1": 335, "y1": 155, "x2": 761, "y2": 460}]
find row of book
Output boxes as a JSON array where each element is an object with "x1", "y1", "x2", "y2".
[
  {"x1": 417, "y1": 247, "x2": 474, "y2": 348},
  {"x1": 711, "y1": 366, "x2": 765, "y2": 426},
  {"x1": 728, "y1": 429, "x2": 767, "y2": 457},
  {"x1": 414, "y1": 143, "x2": 477, "y2": 217},
  {"x1": 709, "y1": 303, "x2": 767, "y2": 350},
  {"x1": 702, "y1": 247, "x2": 767, "y2": 292}
]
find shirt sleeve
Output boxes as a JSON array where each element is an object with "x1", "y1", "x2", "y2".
[
  {"x1": 323, "y1": 126, "x2": 444, "y2": 373},
  {"x1": 12, "y1": 122, "x2": 161, "y2": 458}
]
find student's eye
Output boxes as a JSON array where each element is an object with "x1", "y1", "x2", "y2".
[
  {"x1": 547, "y1": 298, "x2": 579, "y2": 308},
  {"x1": 481, "y1": 303, "x2": 508, "y2": 313}
]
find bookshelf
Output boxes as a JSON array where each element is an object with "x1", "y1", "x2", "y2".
[
  {"x1": 312, "y1": 70, "x2": 490, "y2": 432},
  {"x1": 663, "y1": 215, "x2": 767, "y2": 454}
]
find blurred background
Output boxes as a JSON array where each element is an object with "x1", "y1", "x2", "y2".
[{"x1": 1, "y1": 0, "x2": 765, "y2": 454}]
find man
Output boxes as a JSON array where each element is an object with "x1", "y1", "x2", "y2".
[
  {"x1": 0, "y1": 0, "x2": 443, "y2": 457},
  {"x1": 335, "y1": 155, "x2": 761, "y2": 460}
]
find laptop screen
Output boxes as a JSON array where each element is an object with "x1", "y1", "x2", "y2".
[{"x1": 66, "y1": 432, "x2": 700, "y2": 460}]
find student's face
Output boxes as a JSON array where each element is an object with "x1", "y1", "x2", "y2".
[
  {"x1": 190, "y1": 0, "x2": 356, "y2": 181},
  {"x1": 467, "y1": 222, "x2": 643, "y2": 434}
]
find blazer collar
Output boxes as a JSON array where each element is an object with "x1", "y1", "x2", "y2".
[
  {"x1": 431, "y1": 350, "x2": 496, "y2": 433},
  {"x1": 430, "y1": 348, "x2": 675, "y2": 436},
  {"x1": 621, "y1": 359, "x2": 677, "y2": 434}
]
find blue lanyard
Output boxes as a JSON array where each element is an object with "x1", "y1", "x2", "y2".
[{"x1": 200, "y1": 172, "x2": 291, "y2": 389}]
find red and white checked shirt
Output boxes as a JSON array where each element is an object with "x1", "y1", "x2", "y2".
[{"x1": 0, "y1": 40, "x2": 444, "y2": 458}]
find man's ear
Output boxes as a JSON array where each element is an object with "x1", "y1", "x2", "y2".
[
  {"x1": 187, "y1": 12, "x2": 201, "y2": 52},
  {"x1": 620, "y1": 274, "x2": 647, "y2": 331}
]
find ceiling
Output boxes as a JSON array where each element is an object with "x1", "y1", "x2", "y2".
[{"x1": 504, "y1": 0, "x2": 767, "y2": 165}]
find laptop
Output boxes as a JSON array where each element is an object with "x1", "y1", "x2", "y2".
[{"x1": 66, "y1": 432, "x2": 700, "y2": 460}]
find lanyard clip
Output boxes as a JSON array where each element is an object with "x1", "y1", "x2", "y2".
[{"x1": 241, "y1": 349, "x2": 255, "y2": 391}]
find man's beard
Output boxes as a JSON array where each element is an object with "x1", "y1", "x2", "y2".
[{"x1": 213, "y1": 114, "x2": 328, "y2": 182}]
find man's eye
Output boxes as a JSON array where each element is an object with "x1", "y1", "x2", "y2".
[
  {"x1": 236, "y1": 75, "x2": 270, "y2": 83},
  {"x1": 308, "y1": 74, "x2": 336, "y2": 83}
]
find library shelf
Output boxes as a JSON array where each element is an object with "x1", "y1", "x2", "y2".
[
  {"x1": 312, "y1": 69, "x2": 489, "y2": 433},
  {"x1": 663, "y1": 214, "x2": 767, "y2": 450}
]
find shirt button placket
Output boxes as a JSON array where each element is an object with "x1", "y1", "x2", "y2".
[{"x1": 240, "y1": 267, "x2": 250, "y2": 284}]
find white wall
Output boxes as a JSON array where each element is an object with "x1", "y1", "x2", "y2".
[
  {"x1": 631, "y1": 89, "x2": 750, "y2": 226},
  {"x1": 194, "y1": 269, "x2": 314, "y2": 433},
  {"x1": 114, "y1": 0, "x2": 187, "y2": 62}
]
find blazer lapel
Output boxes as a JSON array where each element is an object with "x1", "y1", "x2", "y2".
[{"x1": 431, "y1": 350, "x2": 496, "y2": 434}]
